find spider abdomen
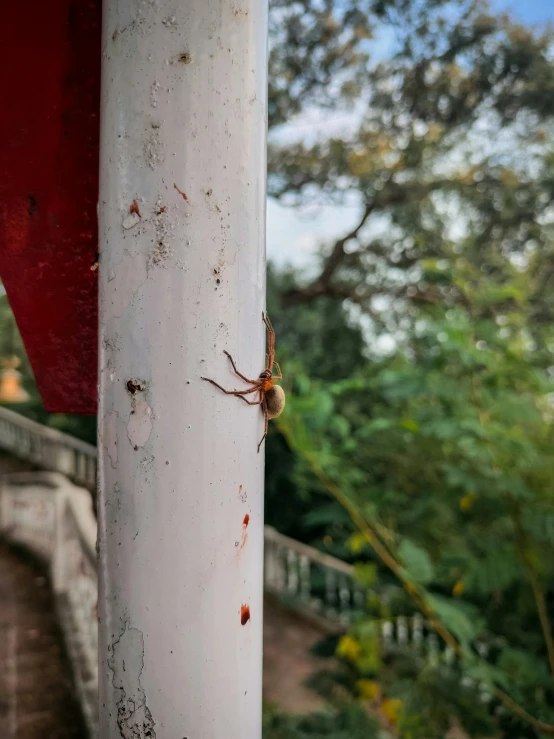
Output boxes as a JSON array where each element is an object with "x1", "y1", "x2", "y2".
[{"x1": 265, "y1": 384, "x2": 285, "y2": 419}]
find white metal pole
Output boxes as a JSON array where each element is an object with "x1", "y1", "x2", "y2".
[{"x1": 97, "y1": 0, "x2": 268, "y2": 736}]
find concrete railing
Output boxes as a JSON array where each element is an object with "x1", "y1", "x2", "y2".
[
  {"x1": 0, "y1": 472, "x2": 99, "y2": 737},
  {"x1": 264, "y1": 525, "x2": 363, "y2": 626},
  {"x1": 0, "y1": 406, "x2": 97, "y2": 491}
]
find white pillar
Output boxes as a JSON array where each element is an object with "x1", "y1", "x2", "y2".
[{"x1": 97, "y1": 0, "x2": 268, "y2": 736}]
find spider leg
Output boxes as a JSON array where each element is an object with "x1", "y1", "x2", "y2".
[
  {"x1": 201, "y1": 377, "x2": 262, "y2": 396},
  {"x1": 272, "y1": 361, "x2": 282, "y2": 380},
  {"x1": 236, "y1": 392, "x2": 263, "y2": 406},
  {"x1": 262, "y1": 312, "x2": 275, "y2": 373},
  {"x1": 262, "y1": 312, "x2": 275, "y2": 335},
  {"x1": 223, "y1": 350, "x2": 257, "y2": 383},
  {"x1": 262, "y1": 313, "x2": 275, "y2": 347},
  {"x1": 257, "y1": 398, "x2": 269, "y2": 453}
]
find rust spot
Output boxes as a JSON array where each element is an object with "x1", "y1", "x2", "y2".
[
  {"x1": 174, "y1": 183, "x2": 188, "y2": 201},
  {"x1": 157, "y1": 206, "x2": 166, "y2": 214},
  {"x1": 178, "y1": 52, "x2": 192, "y2": 64},
  {"x1": 240, "y1": 605, "x2": 250, "y2": 625},
  {"x1": 236, "y1": 513, "x2": 250, "y2": 558},
  {"x1": 130, "y1": 200, "x2": 141, "y2": 217}
]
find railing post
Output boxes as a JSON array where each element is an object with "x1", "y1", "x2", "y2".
[
  {"x1": 52, "y1": 488, "x2": 67, "y2": 594},
  {"x1": 97, "y1": 1, "x2": 268, "y2": 737}
]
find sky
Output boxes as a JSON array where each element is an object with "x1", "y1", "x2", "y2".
[{"x1": 266, "y1": 0, "x2": 554, "y2": 270}]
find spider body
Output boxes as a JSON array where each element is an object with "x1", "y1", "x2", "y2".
[
  {"x1": 201, "y1": 313, "x2": 284, "y2": 452},
  {"x1": 261, "y1": 377, "x2": 274, "y2": 392},
  {"x1": 265, "y1": 384, "x2": 285, "y2": 419}
]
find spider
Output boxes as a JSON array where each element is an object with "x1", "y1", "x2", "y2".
[{"x1": 201, "y1": 313, "x2": 285, "y2": 452}]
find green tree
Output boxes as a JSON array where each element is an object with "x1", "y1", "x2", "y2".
[
  {"x1": 265, "y1": 0, "x2": 554, "y2": 736},
  {"x1": 270, "y1": 0, "x2": 554, "y2": 336},
  {"x1": 278, "y1": 302, "x2": 554, "y2": 736}
]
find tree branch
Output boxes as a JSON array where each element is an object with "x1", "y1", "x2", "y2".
[
  {"x1": 511, "y1": 504, "x2": 554, "y2": 683},
  {"x1": 279, "y1": 180, "x2": 454, "y2": 307},
  {"x1": 280, "y1": 203, "x2": 374, "y2": 304},
  {"x1": 494, "y1": 687, "x2": 554, "y2": 735}
]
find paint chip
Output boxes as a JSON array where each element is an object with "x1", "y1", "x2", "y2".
[
  {"x1": 127, "y1": 398, "x2": 153, "y2": 449},
  {"x1": 123, "y1": 212, "x2": 141, "y2": 230},
  {"x1": 108, "y1": 624, "x2": 157, "y2": 738}
]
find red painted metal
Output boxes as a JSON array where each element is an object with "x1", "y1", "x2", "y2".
[{"x1": 0, "y1": 0, "x2": 101, "y2": 413}]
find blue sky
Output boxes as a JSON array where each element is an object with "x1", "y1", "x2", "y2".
[
  {"x1": 493, "y1": 0, "x2": 554, "y2": 24},
  {"x1": 267, "y1": 0, "x2": 554, "y2": 269}
]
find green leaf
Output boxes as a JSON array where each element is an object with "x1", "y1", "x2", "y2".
[
  {"x1": 400, "y1": 418, "x2": 420, "y2": 432},
  {"x1": 352, "y1": 562, "x2": 377, "y2": 588},
  {"x1": 357, "y1": 418, "x2": 393, "y2": 439},
  {"x1": 398, "y1": 539, "x2": 435, "y2": 585},
  {"x1": 426, "y1": 594, "x2": 484, "y2": 647}
]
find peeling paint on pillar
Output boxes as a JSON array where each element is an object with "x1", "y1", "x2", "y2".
[
  {"x1": 109, "y1": 625, "x2": 156, "y2": 739},
  {"x1": 125, "y1": 380, "x2": 153, "y2": 449},
  {"x1": 127, "y1": 398, "x2": 153, "y2": 449}
]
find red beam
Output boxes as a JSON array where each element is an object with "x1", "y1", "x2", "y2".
[{"x1": 0, "y1": 0, "x2": 101, "y2": 413}]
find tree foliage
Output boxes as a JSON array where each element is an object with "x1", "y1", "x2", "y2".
[
  {"x1": 277, "y1": 302, "x2": 554, "y2": 736},
  {"x1": 263, "y1": 703, "x2": 380, "y2": 739},
  {"x1": 269, "y1": 0, "x2": 554, "y2": 335},
  {"x1": 266, "y1": 0, "x2": 554, "y2": 736}
]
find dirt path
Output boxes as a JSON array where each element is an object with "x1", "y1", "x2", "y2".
[
  {"x1": 0, "y1": 541, "x2": 87, "y2": 739},
  {"x1": 263, "y1": 596, "x2": 332, "y2": 713}
]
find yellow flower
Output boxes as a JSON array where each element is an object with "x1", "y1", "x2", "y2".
[
  {"x1": 348, "y1": 532, "x2": 366, "y2": 554},
  {"x1": 382, "y1": 698, "x2": 403, "y2": 725},
  {"x1": 453, "y1": 580, "x2": 464, "y2": 597},
  {"x1": 459, "y1": 492, "x2": 477, "y2": 511},
  {"x1": 356, "y1": 679, "x2": 380, "y2": 701},
  {"x1": 336, "y1": 634, "x2": 361, "y2": 662}
]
